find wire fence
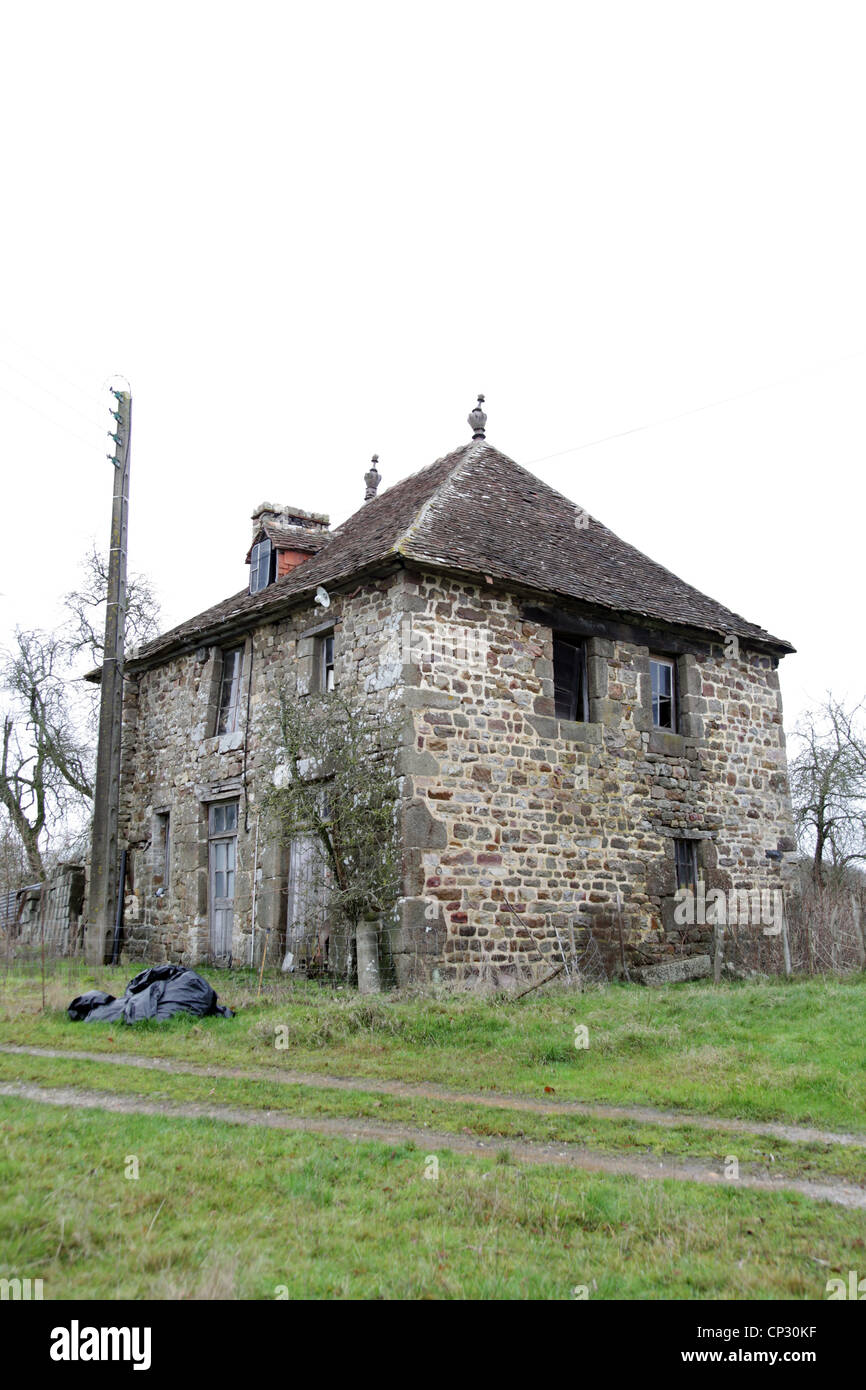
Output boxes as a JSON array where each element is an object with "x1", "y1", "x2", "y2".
[
  {"x1": 720, "y1": 880, "x2": 866, "y2": 978},
  {"x1": 3, "y1": 872, "x2": 865, "y2": 994}
]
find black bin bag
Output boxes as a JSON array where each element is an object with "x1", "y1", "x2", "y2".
[{"x1": 68, "y1": 964, "x2": 233, "y2": 1024}]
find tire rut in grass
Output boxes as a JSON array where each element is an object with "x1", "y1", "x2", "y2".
[
  {"x1": 2, "y1": 1078, "x2": 866, "y2": 1211},
  {"x1": 1, "y1": 1042, "x2": 863, "y2": 1151}
]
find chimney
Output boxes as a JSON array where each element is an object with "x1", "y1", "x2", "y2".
[
  {"x1": 250, "y1": 502, "x2": 330, "y2": 543},
  {"x1": 249, "y1": 503, "x2": 330, "y2": 580}
]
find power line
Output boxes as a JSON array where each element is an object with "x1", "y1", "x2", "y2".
[
  {"x1": 0, "y1": 378, "x2": 108, "y2": 458},
  {"x1": 525, "y1": 346, "x2": 866, "y2": 467},
  {"x1": 0, "y1": 334, "x2": 107, "y2": 413},
  {"x1": 0, "y1": 357, "x2": 106, "y2": 433}
]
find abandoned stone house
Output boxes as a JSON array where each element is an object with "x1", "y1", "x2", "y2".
[{"x1": 110, "y1": 403, "x2": 797, "y2": 987}]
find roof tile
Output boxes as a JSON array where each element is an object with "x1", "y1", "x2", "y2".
[{"x1": 132, "y1": 441, "x2": 792, "y2": 666}]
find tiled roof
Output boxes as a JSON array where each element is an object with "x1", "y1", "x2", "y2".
[
  {"x1": 131, "y1": 441, "x2": 793, "y2": 668},
  {"x1": 245, "y1": 522, "x2": 330, "y2": 564},
  {"x1": 263, "y1": 522, "x2": 329, "y2": 552}
]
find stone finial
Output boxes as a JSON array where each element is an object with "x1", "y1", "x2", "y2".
[
  {"x1": 468, "y1": 394, "x2": 487, "y2": 440},
  {"x1": 364, "y1": 454, "x2": 381, "y2": 502}
]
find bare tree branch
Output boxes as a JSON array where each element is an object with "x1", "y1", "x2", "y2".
[{"x1": 789, "y1": 695, "x2": 866, "y2": 886}]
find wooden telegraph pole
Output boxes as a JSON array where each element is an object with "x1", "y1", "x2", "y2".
[{"x1": 86, "y1": 389, "x2": 132, "y2": 964}]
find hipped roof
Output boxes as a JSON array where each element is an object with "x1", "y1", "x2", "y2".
[{"x1": 130, "y1": 440, "x2": 793, "y2": 669}]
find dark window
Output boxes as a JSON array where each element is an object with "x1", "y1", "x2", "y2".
[
  {"x1": 154, "y1": 812, "x2": 170, "y2": 889},
  {"x1": 553, "y1": 637, "x2": 588, "y2": 721},
  {"x1": 650, "y1": 656, "x2": 676, "y2": 730},
  {"x1": 249, "y1": 538, "x2": 275, "y2": 594},
  {"x1": 217, "y1": 646, "x2": 244, "y2": 734},
  {"x1": 674, "y1": 838, "x2": 698, "y2": 892},
  {"x1": 318, "y1": 633, "x2": 335, "y2": 691}
]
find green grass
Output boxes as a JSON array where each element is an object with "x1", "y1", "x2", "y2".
[
  {"x1": 2, "y1": 1049, "x2": 865, "y2": 1188},
  {"x1": 1, "y1": 1095, "x2": 864, "y2": 1300},
  {"x1": 2, "y1": 965, "x2": 865, "y2": 1131}
]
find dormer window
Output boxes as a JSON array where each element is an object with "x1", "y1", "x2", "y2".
[{"x1": 249, "y1": 537, "x2": 276, "y2": 594}]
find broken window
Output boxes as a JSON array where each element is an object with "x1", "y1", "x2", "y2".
[
  {"x1": 318, "y1": 632, "x2": 335, "y2": 692},
  {"x1": 154, "y1": 811, "x2": 170, "y2": 893},
  {"x1": 216, "y1": 646, "x2": 244, "y2": 734},
  {"x1": 249, "y1": 537, "x2": 275, "y2": 594},
  {"x1": 674, "y1": 838, "x2": 698, "y2": 892},
  {"x1": 650, "y1": 656, "x2": 676, "y2": 730},
  {"x1": 553, "y1": 637, "x2": 588, "y2": 721}
]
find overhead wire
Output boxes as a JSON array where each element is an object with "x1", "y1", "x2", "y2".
[
  {"x1": 0, "y1": 378, "x2": 109, "y2": 458},
  {"x1": 0, "y1": 356, "x2": 107, "y2": 433},
  {"x1": 0, "y1": 334, "x2": 107, "y2": 414},
  {"x1": 524, "y1": 346, "x2": 866, "y2": 467}
]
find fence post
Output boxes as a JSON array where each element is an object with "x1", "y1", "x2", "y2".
[
  {"x1": 356, "y1": 918, "x2": 381, "y2": 994},
  {"x1": 713, "y1": 921, "x2": 725, "y2": 983}
]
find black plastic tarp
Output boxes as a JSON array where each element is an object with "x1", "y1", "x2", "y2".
[{"x1": 68, "y1": 964, "x2": 233, "y2": 1024}]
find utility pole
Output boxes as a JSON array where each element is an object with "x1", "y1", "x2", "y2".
[{"x1": 86, "y1": 389, "x2": 132, "y2": 964}]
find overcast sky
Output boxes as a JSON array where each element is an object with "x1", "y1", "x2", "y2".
[{"x1": 1, "y1": 1, "x2": 863, "y2": 734}]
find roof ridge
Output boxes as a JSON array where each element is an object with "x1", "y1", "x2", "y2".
[
  {"x1": 392, "y1": 442, "x2": 479, "y2": 555},
  {"x1": 488, "y1": 448, "x2": 594, "y2": 517}
]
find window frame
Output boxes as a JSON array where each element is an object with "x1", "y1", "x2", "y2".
[
  {"x1": 249, "y1": 537, "x2": 276, "y2": 594},
  {"x1": 553, "y1": 635, "x2": 589, "y2": 722},
  {"x1": 208, "y1": 799, "x2": 239, "y2": 961},
  {"x1": 317, "y1": 631, "x2": 335, "y2": 692},
  {"x1": 216, "y1": 645, "x2": 245, "y2": 735},
  {"x1": 649, "y1": 655, "x2": 677, "y2": 731},
  {"x1": 674, "y1": 838, "x2": 699, "y2": 893},
  {"x1": 154, "y1": 811, "x2": 170, "y2": 893}
]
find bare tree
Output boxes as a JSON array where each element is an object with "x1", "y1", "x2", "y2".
[
  {"x1": 0, "y1": 548, "x2": 162, "y2": 881},
  {"x1": 0, "y1": 813, "x2": 31, "y2": 891},
  {"x1": 789, "y1": 696, "x2": 866, "y2": 885},
  {"x1": 63, "y1": 543, "x2": 161, "y2": 664},
  {"x1": 0, "y1": 629, "x2": 94, "y2": 879}
]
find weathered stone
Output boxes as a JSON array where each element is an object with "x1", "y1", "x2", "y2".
[
  {"x1": 558, "y1": 719, "x2": 602, "y2": 745},
  {"x1": 634, "y1": 954, "x2": 712, "y2": 986},
  {"x1": 403, "y1": 800, "x2": 448, "y2": 850},
  {"x1": 397, "y1": 748, "x2": 440, "y2": 776}
]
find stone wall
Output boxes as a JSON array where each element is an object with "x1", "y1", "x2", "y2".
[
  {"x1": 117, "y1": 575, "x2": 414, "y2": 968},
  {"x1": 390, "y1": 570, "x2": 797, "y2": 987},
  {"x1": 114, "y1": 564, "x2": 797, "y2": 984}
]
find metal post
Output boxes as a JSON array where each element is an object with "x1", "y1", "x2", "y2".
[{"x1": 87, "y1": 391, "x2": 132, "y2": 964}]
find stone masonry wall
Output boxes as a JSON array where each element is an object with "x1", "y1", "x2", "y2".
[
  {"x1": 391, "y1": 569, "x2": 797, "y2": 987},
  {"x1": 117, "y1": 575, "x2": 413, "y2": 968},
  {"x1": 115, "y1": 564, "x2": 796, "y2": 984}
]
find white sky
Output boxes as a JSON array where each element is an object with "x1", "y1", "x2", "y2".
[{"x1": 1, "y1": 1, "x2": 864, "y2": 735}]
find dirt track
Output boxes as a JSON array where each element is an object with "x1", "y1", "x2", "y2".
[
  {"x1": 2, "y1": 1042, "x2": 864, "y2": 1149},
  {"x1": 3, "y1": 1067, "x2": 866, "y2": 1211}
]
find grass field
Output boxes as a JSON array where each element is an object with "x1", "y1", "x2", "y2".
[
  {"x1": 1, "y1": 965, "x2": 865, "y2": 1299},
  {"x1": 3, "y1": 965, "x2": 865, "y2": 1127}
]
